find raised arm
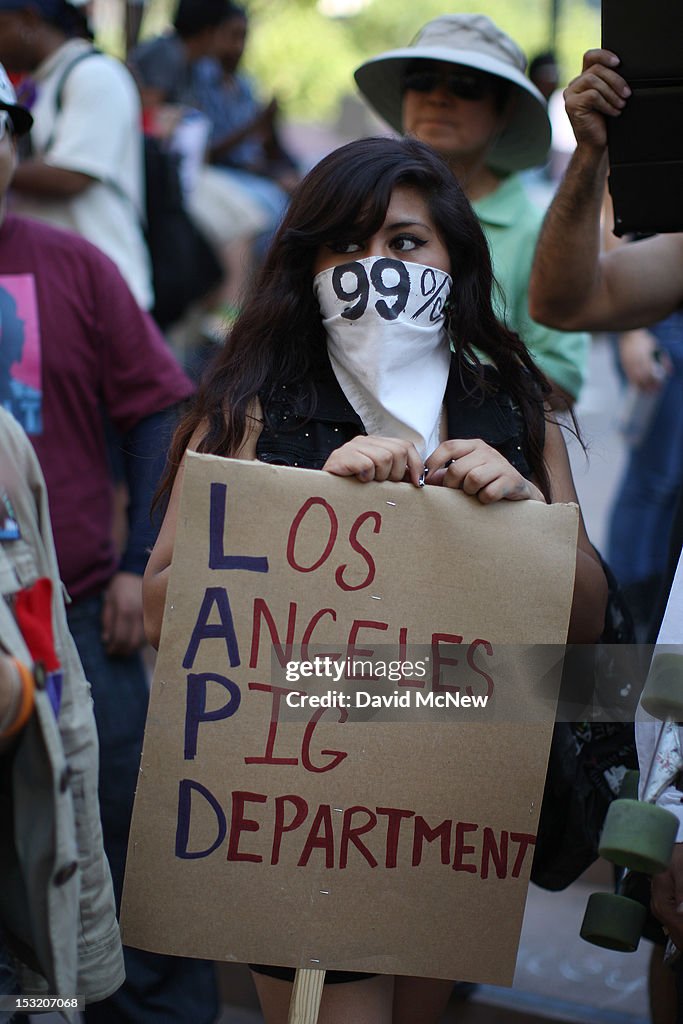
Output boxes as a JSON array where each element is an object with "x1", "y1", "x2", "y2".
[{"x1": 529, "y1": 49, "x2": 683, "y2": 332}]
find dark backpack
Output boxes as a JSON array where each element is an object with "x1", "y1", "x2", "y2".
[
  {"x1": 141, "y1": 135, "x2": 223, "y2": 328},
  {"x1": 531, "y1": 558, "x2": 642, "y2": 891},
  {"x1": 50, "y1": 49, "x2": 223, "y2": 328}
]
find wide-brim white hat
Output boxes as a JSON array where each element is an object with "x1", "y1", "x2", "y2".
[{"x1": 354, "y1": 14, "x2": 551, "y2": 174}]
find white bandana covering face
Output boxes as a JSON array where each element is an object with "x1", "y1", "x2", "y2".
[{"x1": 313, "y1": 256, "x2": 453, "y2": 460}]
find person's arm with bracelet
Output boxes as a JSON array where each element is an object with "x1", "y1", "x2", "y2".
[
  {"x1": 0, "y1": 656, "x2": 34, "y2": 751},
  {"x1": 529, "y1": 49, "x2": 683, "y2": 332}
]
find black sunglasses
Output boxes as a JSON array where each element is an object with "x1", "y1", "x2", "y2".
[{"x1": 401, "y1": 68, "x2": 495, "y2": 102}]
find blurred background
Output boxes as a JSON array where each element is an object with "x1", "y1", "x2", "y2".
[{"x1": 96, "y1": 0, "x2": 600, "y2": 128}]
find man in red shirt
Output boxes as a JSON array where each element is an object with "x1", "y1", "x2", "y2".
[{"x1": 0, "y1": 62, "x2": 219, "y2": 1022}]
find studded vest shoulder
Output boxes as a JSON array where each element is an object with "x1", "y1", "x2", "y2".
[{"x1": 256, "y1": 352, "x2": 539, "y2": 480}]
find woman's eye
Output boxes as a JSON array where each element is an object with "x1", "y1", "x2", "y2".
[
  {"x1": 327, "y1": 241, "x2": 362, "y2": 254},
  {"x1": 392, "y1": 235, "x2": 426, "y2": 252}
]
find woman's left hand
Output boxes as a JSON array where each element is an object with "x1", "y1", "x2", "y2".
[{"x1": 424, "y1": 439, "x2": 545, "y2": 504}]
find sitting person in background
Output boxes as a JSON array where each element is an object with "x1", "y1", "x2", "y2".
[
  {"x1": 128, "y1": 0, "x2": 224, "y2": 109},
  {"x1": 193, "y1": 2, "x2": 300, "y2": 254},
  {"x1": 129, "y1": 0, "x2": 267, "y2": 329}
]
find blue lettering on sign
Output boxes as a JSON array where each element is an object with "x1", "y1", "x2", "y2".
[
  {"x1": 182, "y1": 587, "x2": 241, "y2": 669},
  {"x1": 175, "y1": 779, "x2": 226, "y2": 859},
  {"x1": 209, "y1": 482, "x2": 269, "y2": 572},
  {"x1": 184, "y1": 672, "x2": 242, "y2": 759}
]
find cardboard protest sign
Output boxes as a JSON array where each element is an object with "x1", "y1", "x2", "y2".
[{"x1": 121, "y1": 453, "x2": 579, "y2": 984}]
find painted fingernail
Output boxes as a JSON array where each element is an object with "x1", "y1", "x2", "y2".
[
  {"x1": 444, "y1": 459, "x2": 454, "y2": 468},
  {"x1": 418, "y1": 467, "x2": 429, "y2": 487}
]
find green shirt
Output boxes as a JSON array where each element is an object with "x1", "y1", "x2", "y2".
[{"x1": 472, "y1": 174, "x2": 589, "y2": 400}]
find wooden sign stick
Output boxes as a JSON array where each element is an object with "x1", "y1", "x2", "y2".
[{"x1": 287, "y1": 967, "x2": 326, "y2": 1024}]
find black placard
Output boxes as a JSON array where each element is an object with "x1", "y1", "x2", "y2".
[{"x1": 602, "y1": 0, "x2": 683, "y2": 235}]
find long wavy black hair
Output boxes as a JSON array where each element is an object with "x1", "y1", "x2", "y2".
[{"x1": 163, "y1": 136, "x2": 552, "y2": 499}]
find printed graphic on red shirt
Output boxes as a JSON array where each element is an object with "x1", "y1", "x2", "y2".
[{"x1": 0, "y1": 274, "x2": 42, "y2": 434}]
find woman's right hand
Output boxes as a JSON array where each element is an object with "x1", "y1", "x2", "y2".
[{"x1": 322, "y1": 435, "x2": 424, "y2": 486}]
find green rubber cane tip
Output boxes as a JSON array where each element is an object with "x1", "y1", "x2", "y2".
[
  {"x1": 641, "y1": 652, "x2": 683, "y2": 720},
  {"x1": 599, "y1": 799, "x2": 679, "y2": 874},
  {"x1": 580, "y1": 892, "x2": 647, "y2": 952},
  {"x1": 617, "y1": 770, "x2": 640, "y2": 801}
]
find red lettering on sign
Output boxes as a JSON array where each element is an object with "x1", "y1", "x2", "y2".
[
  {"x1": 377, "y1": 807, "x2": 415, "y2": 868},
  {"x1": 510, "y1": 832, "x2": 537, "y2": 877},
  {"x1": 334, "y1": 511, "x2": 382, "y2": 592},
  {"x1": 271, "y1": 795, "x2": 309, "y2": 865},
  {"x1": 298, "y1": 804, "x2": 335, "y2": 868},
  {"x1": 397, "y1": 626, "x2": 426, "y2": 688},
  {"x1": 249, "y1": 598, "x2": 298, "y2": 669},
  {"x1": 301, "y1": 608, "x2": 338, "y2": 661},
  {"x1": 340, "y1": 806, "x2": 378, "y2": 868},
  {"x1": 179, "y1": 786, "x2": 536, "y2": 879},
  {"x1": 481, "y1": 827, "x2": 508, "y2": 879},
  {"x1": 412, "y1": 816, "x2": 452, "y2": 866},
  {"x1": 287, "y1": 498, "x2": 338, "y2": 573},
  {"x1": 244, "y1": 684, "x2": 299, "y2": 766},
  {"x1": 452, "y1": 821, "x2": 478, "y2": 873},
  {"x1": 301, "y1": 707, "x2": 349, "y2": 773},
  {"x1": 347, "y1": 620, "x2": 389, "y2": 672},
  {"x1": 431, "y1": 633, "x2": 464, "y2": 694},
  {"x1": 467, "y1": 639, "x2": 494, "y2": 697},
  {"x1": 226, "y1": 791, "x2": 266, "y2": 862}
]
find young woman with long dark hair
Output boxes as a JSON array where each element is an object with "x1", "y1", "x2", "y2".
[{"x1": 145, "y1": 136, "x2": 607, "y2": 1024}]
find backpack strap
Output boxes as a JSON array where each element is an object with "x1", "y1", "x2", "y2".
[
  {"x1": 41, "y1": 47, "x2": 144, "y2": 225},
  {"x1": 54, "y1": 47, "x2": 101, "y2": 113},
  {"x1": 42, "y1": 46, "x2": 101, "y2": 152}
]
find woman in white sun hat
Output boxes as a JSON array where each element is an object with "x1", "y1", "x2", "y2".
[{"x1": 355, "y1": 14, "x2": 589, "y2": 410}]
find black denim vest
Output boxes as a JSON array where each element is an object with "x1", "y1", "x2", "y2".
[{"x1": 256, "y1": 352, "x2": 538, "y2": 479}]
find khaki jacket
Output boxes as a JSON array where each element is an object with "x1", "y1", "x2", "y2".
[{"x1": 0, "y1": 408, "x2": 124, "y2": 1015}]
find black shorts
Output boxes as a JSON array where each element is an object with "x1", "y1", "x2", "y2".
[{"x1": 249, "y1": 964, "x2": 376, "y2": 984}]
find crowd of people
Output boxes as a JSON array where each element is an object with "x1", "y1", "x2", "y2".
[{"x1": 0, "y1": 1, "x2": 682, "y2": 1022}]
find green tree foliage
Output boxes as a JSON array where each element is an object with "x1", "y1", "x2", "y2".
[
  {"x1": 134, "y1": 0, "x2": 600, "y2": 123},
  {"x1": 245, "y1": 5, "x2": 362, "y2": 119},
  {"x1": 245, "y1": 0, "x2": 599, "y2": 122}
]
